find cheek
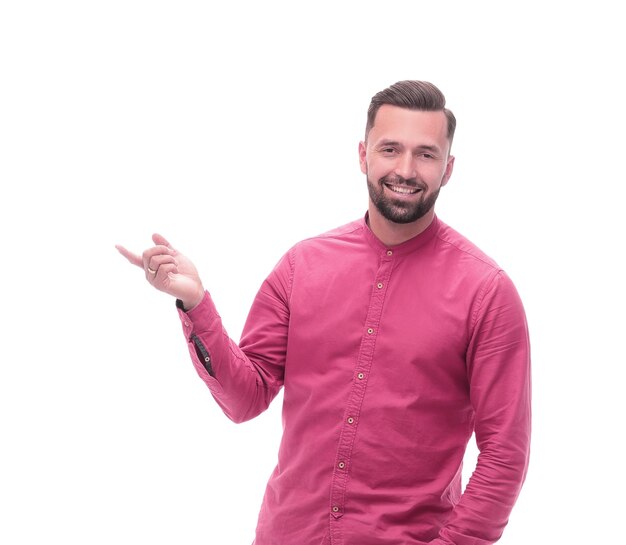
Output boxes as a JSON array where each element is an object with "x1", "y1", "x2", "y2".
[
  {"x1": 423, "y1": 164, "x2": 448, "y2": 184},
  {"x1": 363, "y1": 159, "x2": 390, "y2": 180}
]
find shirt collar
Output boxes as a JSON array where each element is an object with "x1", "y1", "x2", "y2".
[{"x1": 361, "y1": 212, "x2": 440, "y2": 256}]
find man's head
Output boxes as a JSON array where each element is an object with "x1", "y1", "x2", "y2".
[{"x1": 359, "y1": 81, "x2": 456, "y2": 236}]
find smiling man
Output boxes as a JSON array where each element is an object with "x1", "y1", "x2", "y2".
[{"x1": 118, "y1": 80, "x2": 531, "y2": 545}]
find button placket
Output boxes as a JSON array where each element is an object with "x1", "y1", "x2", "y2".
[{"x1": 329, "y1": 251, "x2": 393, "y2": 530}]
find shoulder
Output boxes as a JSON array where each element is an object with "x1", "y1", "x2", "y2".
[
  {"x1": 434, "y1": 219, "x2": 501, "y2": 273},
  {"x1": 431, "y1": 218, "x2": 518, "y2": 306},
  {"x1": 433, "y1": 219, "x2": 525, "y2": 316},
  {"x1": 290, "y1": 218, "x2": 366, "y2": 256},
  {"x1": 268, "y1": 219, "x2": 366, "y2": 280},
  {"x1": 303, "y1": 218, "x2": 365, "y2": 243}
]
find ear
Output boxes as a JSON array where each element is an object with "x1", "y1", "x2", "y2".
[
  {"x1": 441, "y1": 155, "x2": 455, "y2": 187},
  {"x1": 358, "y1": 141, "x2": 368, "y2": 174}
]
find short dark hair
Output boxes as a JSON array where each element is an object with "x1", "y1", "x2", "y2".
[{"x1": 365, "y1": 80, "x2": 456, "y2": 144}]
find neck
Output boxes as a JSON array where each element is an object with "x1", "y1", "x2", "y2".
[{"x1": 367, "y1": 204, "x2": 435, "y2": 246}]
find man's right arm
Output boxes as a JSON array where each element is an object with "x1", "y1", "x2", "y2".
[
  {"x1": 116, "y1": 234, "x2": 291, "y2": 423},
  {"x1": 177, "y1": 250, "x2": 291, "y2": 422}
]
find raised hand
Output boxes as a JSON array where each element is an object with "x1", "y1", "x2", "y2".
[{"x1": 116, "y1": 234, "x2": 205, "y2": 310}]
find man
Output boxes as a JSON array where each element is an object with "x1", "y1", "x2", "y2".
[{"x1": 117, "y1": 80, "x2": 531, "y2": 545}]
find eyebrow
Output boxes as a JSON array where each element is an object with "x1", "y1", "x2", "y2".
[{"x1": 377, "y1": 140, "x2": 442, "y2": 154}]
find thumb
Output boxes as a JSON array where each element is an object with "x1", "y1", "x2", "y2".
[{"x1": 152, "y1": 233, "x2": 173, "y2": 249}]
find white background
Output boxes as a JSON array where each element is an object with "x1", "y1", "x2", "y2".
[{"x1": 1, "y1": 1, "x2": 624, "y2": 543}]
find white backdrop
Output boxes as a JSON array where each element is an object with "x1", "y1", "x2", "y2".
[{"x1": 1, "y1": 1, "x2": 624, "y2": 543}]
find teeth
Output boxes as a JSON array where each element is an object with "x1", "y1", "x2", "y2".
[{"x1": 386, "y1": 184, "x2": 419, "y2": 195}]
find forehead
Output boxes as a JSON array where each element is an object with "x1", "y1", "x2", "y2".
[{"x1": 369, "y1": 105, "x2": 449, "y2": 150}]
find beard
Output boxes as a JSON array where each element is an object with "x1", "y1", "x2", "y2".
[{"x1": 367, "y1": 173, "x2": 441, "y2": 224}]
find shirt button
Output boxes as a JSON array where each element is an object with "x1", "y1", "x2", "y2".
[
  {"x1": 377, "y1": 282, "x2": 383, "y2": 289},
  {"x1": 357, "y1": 372, "x2": 365, "y2": 380},
  {"x1": 332, "y1": 506, "x2": 340, "y2": 513},
  {"x1": 338, "y1": 461, "x2": 346, "y2": 469},
  {"x1": 367, "y1": 328, "x2": 374, "y2": 334},
  {"x1": 386, "y1": 250, "x2": 393, "y2": 256},
  {"x1": 347, "y1": 417, "x2": 355, "y2": 424}
]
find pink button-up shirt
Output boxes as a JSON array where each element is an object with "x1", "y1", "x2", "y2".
[{"x1": 178, "y1": 216, "x2": 531, "y2": 545}]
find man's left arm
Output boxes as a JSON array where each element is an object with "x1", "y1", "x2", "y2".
[{"x1": 431, "y1": 270, "x2": 531, "y2": 545}]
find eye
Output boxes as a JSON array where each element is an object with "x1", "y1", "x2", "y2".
[{"x1": 381, "y1": 147, "x2": 397, "y2": 155}]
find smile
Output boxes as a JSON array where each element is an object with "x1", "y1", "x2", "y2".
[{"x1": 384, "y1": 183, "x2": 421, "y2": 195}]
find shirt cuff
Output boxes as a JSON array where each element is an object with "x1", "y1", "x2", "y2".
[{"x1": 176, "y1": 291, "x2": 220, "y2": 337}]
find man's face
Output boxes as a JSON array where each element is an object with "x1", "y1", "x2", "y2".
[{"x1": 359, "y1": 105, "x2": 455, "y2": 225}]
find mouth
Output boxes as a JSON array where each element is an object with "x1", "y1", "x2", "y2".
[{"x1": 383, "y1": 183, "x2": 422, "y2": 195}]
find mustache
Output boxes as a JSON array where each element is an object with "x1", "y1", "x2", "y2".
[{"x1": 379, "y1": 174, "x2": 426, "y2": 190}]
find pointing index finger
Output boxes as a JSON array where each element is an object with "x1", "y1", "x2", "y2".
[{"x1": 115, "y1": 244, "x2": 143, "y2": 268}]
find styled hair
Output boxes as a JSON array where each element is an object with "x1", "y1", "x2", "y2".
[{"x1": 365, "y1": 80, "x2": 456, "y2": 144}]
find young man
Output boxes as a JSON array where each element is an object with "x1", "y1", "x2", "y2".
[{"x1": 117, "y1": 80, "x2": 531, "y2": 545}]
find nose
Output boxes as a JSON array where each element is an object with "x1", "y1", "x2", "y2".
[{"x1": 394, "y1": 152, "x2": 417, "y2": 179}]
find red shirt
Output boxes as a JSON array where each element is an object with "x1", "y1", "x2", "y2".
[{"x1": 178, "y1": 216, "x2": 531, "y2": 545}]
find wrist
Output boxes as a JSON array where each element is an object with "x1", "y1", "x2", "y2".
[{"x1": 181, "y1": 289, "x2": 204, "y2": 312}]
